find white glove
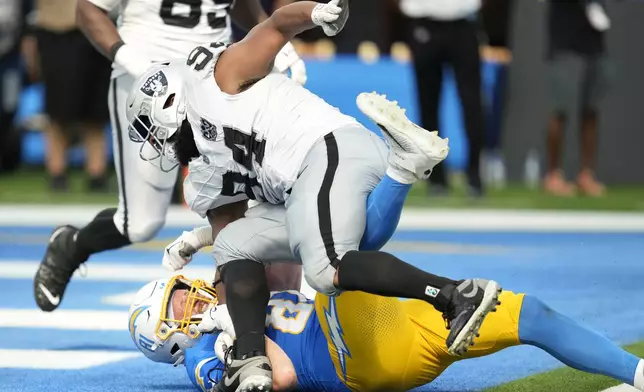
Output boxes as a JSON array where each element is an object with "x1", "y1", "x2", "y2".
[
  {"x1": 114, "y1": 44, "x2": 154, "y2": 79},
  {"x1": 162, "y1": 231, "x2": 202, "y2": 271},
  {"x1": 198, "y1": 304, "x2": 236, "y2": 338},
  {"x1": 214, "y1": 331, "x2": 234, "y2": 364},
  {"x1": 311, "y1": 0, "x2": 350, "y2": 37},
  {"x1": 274, "y1": 42, "x2": 307, "y2": 85}
]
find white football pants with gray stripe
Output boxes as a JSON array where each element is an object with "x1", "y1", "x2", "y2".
[{"x1": 213, "y1": 125, "x2": 388, "y2": 296}]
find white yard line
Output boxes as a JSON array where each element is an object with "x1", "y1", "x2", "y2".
[
  {"x1": 1, "y1": 205, "x2": 644, "y2": 231},
  {"x1": 601, "y1": 384, "x2": 640, "y2": 392},
  {"x1": 0, "y1": 260, "x2": 215, "y2": 282},
  {"x1": 0, "y1": 309, "x2": 128, "y2": 330},
  {"x1": 0, "y1": 349, "x2": 140, "y2": 369}
]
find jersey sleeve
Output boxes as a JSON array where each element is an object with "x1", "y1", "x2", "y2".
[
  {"x1": 86, "y1": 0, "x2": 122, "y2": 12},
  {"x1": 184, "y1": 334, "x2": 226, "y2": 392},
  {"x1": 183, "y1": 157, "x2": 249, "y2": 218}
]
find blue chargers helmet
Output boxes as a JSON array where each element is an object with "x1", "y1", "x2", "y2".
[{"x1": 128, "y1": 275, "x2": 218, "y2": 366}]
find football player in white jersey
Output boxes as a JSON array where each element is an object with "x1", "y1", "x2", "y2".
[
  {"x1": 33, "y1": 0, "x2": 307, "y2": 312},
  {"x1": 126, "y1": 1, "x2": 502, "y2": 390}
]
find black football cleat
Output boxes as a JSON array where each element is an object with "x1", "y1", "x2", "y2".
[
  {"x1": 34, "y1": 225, "x2": 86, "y2": 312},
  {"x1": 443, "y1": 279, "x2": 502, "y2": 355}
]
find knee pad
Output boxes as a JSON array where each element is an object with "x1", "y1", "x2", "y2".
[{"x1": 121, "y1": 218, "x2": 165, "y2": 243}]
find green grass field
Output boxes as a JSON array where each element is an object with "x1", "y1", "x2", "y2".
[
  {"x1": 484, "y1": 342, "x2": 644, "y2": 392},
  {"x1": 2, "y1": 168, "x2": 643, "y2": 211}
]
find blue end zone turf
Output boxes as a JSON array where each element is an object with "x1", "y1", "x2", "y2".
[{"x1": 1, "y1": 226, "x2": 643, "y2": 392}]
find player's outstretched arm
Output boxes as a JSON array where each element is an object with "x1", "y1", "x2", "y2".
[{"x1": 216, "y1": 0, "x2": 347, "y2": 93}]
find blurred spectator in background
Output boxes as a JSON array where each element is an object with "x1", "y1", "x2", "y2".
[
  {"x1": 400, "y1": 0, "x2": 485, "y2": 197},
  {"x1": 232, "y1": 0, "x2": 290, "y2": 41},
  {"x1": 34, "y1": 0, "x2": 110, "y2": 192},
  {"x1": 0, "y1": 0, "x2": 32, "y2": 173},
  {"x1": 479, "y1": 0, "x2": 514, "y2": 189},
  {"x1": 544, "y1": 0, "x2": 613, "y2": 197}
]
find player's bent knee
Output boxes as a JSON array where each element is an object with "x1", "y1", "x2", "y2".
[
  {"x1": 125, "y1": 218, "x2": 166, "y2": 243},
  {"x1": 212, "y1": 239, "x2": 250, "y2": 269}
]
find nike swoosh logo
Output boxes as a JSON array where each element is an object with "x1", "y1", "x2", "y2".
[
  {"x1": 39, "y1": 283, "x2": 60, "y2": 306},
  {"x1": 462, "y1": 281, "x2": 479, "y2": 298},
  {"x1": 49, "y1": 227, "x2": 67, "y2": 244},
  {"x1": 223, "y1": 366, "x2": 242, "y2": 387}
]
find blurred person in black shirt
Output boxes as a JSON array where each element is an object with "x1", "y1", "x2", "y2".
[
  {"x1": 478, "y1": 0, "x2": 514, "y2": 189},
  {"x1": 544, "y1": 0, "x2": 613, "y2": 197},
  {"x1": 34, "y1": 0, "x2": 112, "y2": 192},
  {"x1": 0, "y1": 0, "x2": 31, "y2": 172},
  {"x1": 399, "y1": 0, "x2": 485, "y2": 198}
]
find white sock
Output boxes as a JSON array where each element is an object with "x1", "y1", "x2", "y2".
[
  {"x1": 633, "y1": 359, "x2": 644, "y2": 390},
  {"x1": 386, "y1": 166, "x2": 416, "y2": 185}
]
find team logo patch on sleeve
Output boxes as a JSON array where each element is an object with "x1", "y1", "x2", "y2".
[
  {"x1": 200, "y1": 118, "x2": 218, "y2": 141},
  {"x1": 140, "y1": 71, "x2": 169, "y2": 97}
]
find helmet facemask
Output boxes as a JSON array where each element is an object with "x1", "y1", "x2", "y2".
[
  {"x1": 128, "y1": 95, "x2": 181, "y2": 173},
  {"x1": 156, "y1": 275, "x2": 219, "y2": 342}
]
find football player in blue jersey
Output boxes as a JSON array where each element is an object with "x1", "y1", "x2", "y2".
[{"x1": 129, "y1": 274, "x2": 644, "y2": 392}]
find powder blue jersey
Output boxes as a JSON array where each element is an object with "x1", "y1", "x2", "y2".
[{"x1": 184, "y1": 291, "x2": 349, "y2": 392}]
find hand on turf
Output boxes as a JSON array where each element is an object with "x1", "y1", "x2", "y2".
[
  {"x1": 198, "y1": 304, "x2": 236, "y2": 338},
  {"x1": 274, "y1": 42, "x2": 307, "y2": 85},
  {"x1": 311, "y1": 0, "x2": 350, "y2": 37},
  {"x1": 162, "y1": 231, "x2": 201, "y2": 271}
]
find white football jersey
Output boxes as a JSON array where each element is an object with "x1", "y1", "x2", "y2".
[
  {"x1": 88, "y1": 0, "x2": 233, "y2": 78},
  {"x1": 182, "y1": 43, "x2": 360, "y2": 217}
]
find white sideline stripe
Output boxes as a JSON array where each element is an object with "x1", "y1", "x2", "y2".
[
  {"x1": 0, "y1": 261, "x2": 216, "y2": 282},
  {"x1": 0, "y1": 309, "x2": 128, "y2": 330},
  {"x1": 0, "y1": 261, "x2": 318, "y2": 299},
  {"x1": 0, "y1": 349, "x2": 140, "y2": 369},
  {"x1": 0, "y1": 205, "x2": 644, "y2": 231},
  {"x1": 602, "y1": 384, "x2": 640, "y2": 392},
  {"x1": 102, "y1": 291, "x2": 138, "y2": 306}
]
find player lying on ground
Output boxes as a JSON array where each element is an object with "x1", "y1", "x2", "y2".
[
  {"x1": 125, "y1": 1, "x2": 503, "y2": 389},
  {"x1": 129, "y1": 275, "x2": 644, "y2": 392}
]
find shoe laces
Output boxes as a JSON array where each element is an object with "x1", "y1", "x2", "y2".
[
  {"x1": 442, "y1": 308, "x2": 455, "y2": 330},
  {"x1": 211, "y1": 344, "x2": 235, "y2": 384},
  {"x1": 223, "y1": 344, "x2": 236, "y2": 373}
]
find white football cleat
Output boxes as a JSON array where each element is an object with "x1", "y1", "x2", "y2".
[{"x1": 357, "y1": 92, "x2": 449, "y2": 182}]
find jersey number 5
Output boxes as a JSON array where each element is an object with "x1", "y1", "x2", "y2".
[{"x1": 160, "y1": 0, "x2": 230, "y2": 29}]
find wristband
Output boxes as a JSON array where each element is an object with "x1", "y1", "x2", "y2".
[{"x1": 109, "y1": 40, "x2": 125, "y2": 61}]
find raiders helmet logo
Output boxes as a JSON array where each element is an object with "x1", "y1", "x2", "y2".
[
  {"x1": 140, "y1": 71, "x2": 169, "y2": 97},
  {"x1": 200, "y1": 118, "x2": 218, "y2": 141}
]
